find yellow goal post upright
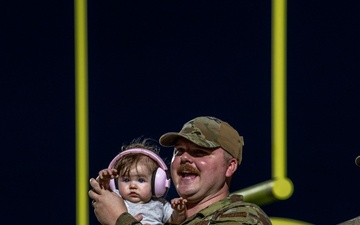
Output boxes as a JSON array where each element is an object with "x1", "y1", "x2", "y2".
[
  {"x1": 232, "y1": 1, "x2": 312, "y2": 224},
  {"x1": 75, "y1": 0, "x2": 89, "y2": 225},
  {"x1": 232, "y1": 0, "x2": 293, "y2": 207}
]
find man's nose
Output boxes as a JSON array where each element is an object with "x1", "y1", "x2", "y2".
[{"x1": 180, "y1": 151, "x2": 193, "y2": 163}]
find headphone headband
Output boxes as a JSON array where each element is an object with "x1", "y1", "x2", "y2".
[{"x1": 108, "y1": 148, "x2": 168, "y2": 171}]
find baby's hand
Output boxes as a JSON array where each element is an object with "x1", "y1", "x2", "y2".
[
  {"x1": 171, "y1": 197, "x2": 187, "y2": 212},
  {"x1": 96, "y1": 168, "x2": 118, "y2": 190},
  {"x1": 170, "y1": 197, "x2": 187, "y2": 223}
]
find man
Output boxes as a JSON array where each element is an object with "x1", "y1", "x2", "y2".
[{"x1": 89, "y1": 116, "x2": 272, "y2": 225}]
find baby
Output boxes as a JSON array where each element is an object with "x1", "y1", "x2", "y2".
[{"x1": 97, "y1": 139, "x2": 186, "y2": 225}]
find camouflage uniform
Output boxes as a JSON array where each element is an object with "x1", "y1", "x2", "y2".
[
  {"x1": 181, "y1": 195, "x2": 272, "y2": 225},
  {"x1": 115, "y1": 195, "x2": 272, "y2": 225}
]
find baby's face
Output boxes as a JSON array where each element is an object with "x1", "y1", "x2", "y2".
[{"x1": 117, "y1": 164, "x2": 153, "y2": 203}]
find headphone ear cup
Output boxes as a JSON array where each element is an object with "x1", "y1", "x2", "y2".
[
  {"x1": 109, "y1": 178, "x2": 116, "y2": 191},
  {"x1": 152, "y1": 167, "x2": 170, "y2": 198}
]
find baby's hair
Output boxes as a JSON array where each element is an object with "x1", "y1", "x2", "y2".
[
  {"x1": 121, "y1": 137, "x2": 160, "y2": 154},
  {"x1": 116, "y1": 137, "x2": 160, "y2": 177}
]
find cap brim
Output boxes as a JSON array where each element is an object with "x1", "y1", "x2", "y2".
[
  {"x1": 159, "y1": 132, "x2": 221, "y2": 149},
  {"x1": 159, "y1": 132, "x2": 183, "y2": 147}
]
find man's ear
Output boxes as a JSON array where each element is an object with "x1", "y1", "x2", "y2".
[{"x1": 225, "y1": 158, "x2": 238, "y2": 177}]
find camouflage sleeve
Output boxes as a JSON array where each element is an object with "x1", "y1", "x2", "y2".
[
  {"x1": 198, "y1": 196, "x2": 272, "y2": 225},
  {"x1": 116, "y1": 212, "x2": 141, "y2": 225},
  {"x1": 212, "y1": 205, "x2": 272, "y2": 225}
]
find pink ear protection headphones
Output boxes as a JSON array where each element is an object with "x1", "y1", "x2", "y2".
[{"x1": 108, "y1": 148, "x2": 171, "y2": 198}]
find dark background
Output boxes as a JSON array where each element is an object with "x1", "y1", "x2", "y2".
[{"x1": 2, "y1": 1, "x2": 359, "y2": 224}]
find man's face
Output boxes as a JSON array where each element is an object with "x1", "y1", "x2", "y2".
[{"x1": 170, "y1": 138, "x2": 230, "y2": 203}]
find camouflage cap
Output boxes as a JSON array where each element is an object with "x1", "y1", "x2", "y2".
[{"x1": 159, "y1": 116, "x2": 244, "y2": 165}]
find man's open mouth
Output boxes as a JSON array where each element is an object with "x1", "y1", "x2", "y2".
[{"x1": 177, "y1": 164, "x2": 200, "y2": 177}]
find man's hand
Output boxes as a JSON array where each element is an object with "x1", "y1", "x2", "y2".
[{"x1": 89, "y1": 178, "x2": 127, "y2": 225}]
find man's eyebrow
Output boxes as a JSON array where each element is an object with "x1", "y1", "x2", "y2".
[{"x1": 174, "y1": 145, "x2": 212, "y2": 151}]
